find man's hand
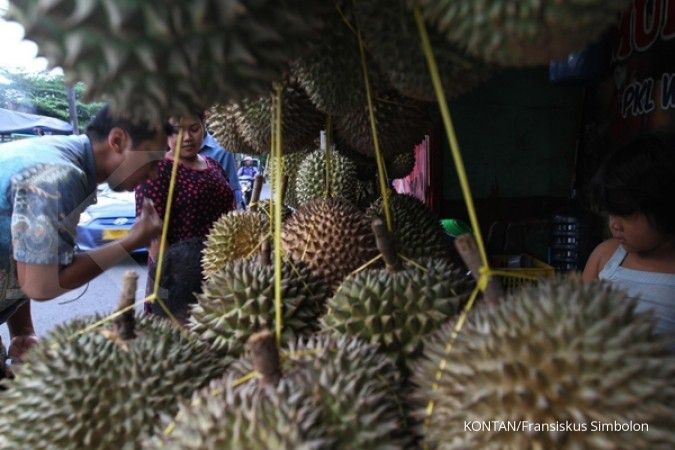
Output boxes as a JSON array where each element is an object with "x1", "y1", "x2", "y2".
[
  {"x1": 128, "y1": 198, "x2": 163, "y2": 248},
  {"x1": 8, "y1": 334, "x2": 39, "y2": 363}
]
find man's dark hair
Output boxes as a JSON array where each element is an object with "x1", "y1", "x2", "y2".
[
  {"x1": 590, "y1": 132, "x2": 675, "y2": 235},
  {"x1": 86, "y1": 104, "x2": 168, "y2": 146}
]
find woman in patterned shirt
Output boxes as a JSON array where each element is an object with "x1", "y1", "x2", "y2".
[{"x1": 135, "y1": 112, "x2": 234, "y2": 322}]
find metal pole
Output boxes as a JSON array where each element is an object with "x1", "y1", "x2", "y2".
[{"x1": 66, "y1": 86, "x2": 79, "y2": 134}]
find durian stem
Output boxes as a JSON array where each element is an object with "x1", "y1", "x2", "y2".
[
  {"x1": 0, "y1": 336, "x2": 8, "y2": 381},
  {"x1": 454, "y1": 235, "x2": 503, "y2": 305},
  {"x1": 251, "y1": 174, "x2": 265, "y2": 206},
  {"x1": 247, "y1": 330, "x2": 282, "y2": 386},
  {"x1": 258, "y1": 237, "x2": 272, "y2": 266},
  {"x1": 115, "y1": 271, "x2": 138, "y2": 340},
  {"x1": 371, "y1": 219, "x2": 403, "y2": 272}
]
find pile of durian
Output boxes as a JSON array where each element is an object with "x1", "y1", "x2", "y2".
[{"x1": 5, "y1": 1, "x2": 671, "y2": 450}]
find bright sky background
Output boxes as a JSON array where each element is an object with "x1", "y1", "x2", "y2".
[{"x1": 0, "y1": 0, "x2": 50, "y2": 74}]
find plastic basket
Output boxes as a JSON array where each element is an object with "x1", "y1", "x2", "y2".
[{"x1": 490, "y1": 254, "x2": 555, "y2": 293}]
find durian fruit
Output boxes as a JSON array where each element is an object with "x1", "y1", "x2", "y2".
[
  {"x1": 292, "y1": 1, "x2": 386, "y2": 115},
  {"x1": 9, "y1": 1, "x2": 331, "y2": 122},
  {"x1": 0, "y1": 276, "x2": 229, "y2": 450},
  {"x1": 202, "y1": 210, "x2": 268, "y2": 278},
  {"x1": 143, "y1": 377, "x2": 308, "y2": 450},
  {"x1": 295, "y1": 148, "x2": 359, "y2": 205},
  {"x1": 233, "y1": 82, "x2": 324, "y2": 154},
  {"x1": 413, "y1": 278, "x2": 675, "y2": 450},
  {"x1": 355, "y1": 178, "x2": 379, "y2": 210},
  {"x1": 247, "y1": 199, "x2": 294, "y2": 224},
  {"x1": 206, "y1": 104, "x2": 257, "y2": 154},
  {"x1": 225, "y1": 333, "x2": 412, "y2": 449},
  {"x1": 334, "y1": 92, "x2": 431, "y2": 158},
  {"x1": 282, "y1": 198, "x2": 378, "y2": 290},
  {"x1": 189, "y1": 256, "x2": 327, "y2": 357},
  {"x1": 267, "y1": 149, "x2": 311, "y2": 209},
  {"x1": 337, "y1": 144, "x2": 378, "y2": 181},
  {"x1": 412, "y1": 0, "x2": 629, "y2": 67},
  {"x1": 366, "y1": 193, "x2": 454, "y2": 260},
  {"x1": 354, "y1": 0, "x2": 492, "y2": 101},
  {"x1": 386, "y1": 150, "x2": 416, "y2": 179},
  {"x1": 322, "y1": 222, "x2": 473, "y2": 369}
]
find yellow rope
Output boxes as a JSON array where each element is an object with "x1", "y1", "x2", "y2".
[
  {"x1": 272, "y1": 85, "x2": 284, "y2": 348},
  {"x1": 325, "y1": 115, "x2": 333, "y2": 198},
  {"x1": 413, "y1": 8, "x2": 489, "y2": 268},
  {"x1": 355, "y1": 19, "x2": 393, "y2": 232}
]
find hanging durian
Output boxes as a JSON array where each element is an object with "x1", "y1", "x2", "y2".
[
  {"x1": 386, "y1": 150, "x2": 416, "y2": 179},
  {"x1": 206, "y1": 104, "x2": 257, "y2": 155},
  {"x1": 292, "y1": 1, "x2": 386, "y2": 115},
  {"x1": 201, "y1": 210, "x2": 268, "y2": 278},
  {"x1": 295, "y1": 148, "x2": 359, "y2": 205},
  {"x1": 189, "y1": 251, "x2": 328, "y2": 357},
  {"x1": 411, "y1": 0, "x2": 629, "y2": 67},
  {"x1": 266, "y1": 150, "x2": 311, "y2": 209},
  {"x1": 233, "y1": 82, "x2": 324, "y2": 154},
  {"x1": 366, "y1": 193, "x2": 454, "y2": 261},
  {"x1": 8, "y1": 0, "x2": 331, "y2": 122},
  {"x1": 0, "y1": 273, "x2": 229, "y2": 450},
  {"x1": 413, "y1": 278, "x2": 675, "y2": 450},
  {"x1": 322, "y1": 220, "x2": 473, "y2": 370},
  {"x1": 354, "y1": 0, "x2": 492, "y2": 101},
  {"x1": 281, "y1": 198, "x2": 378, "y2": 290},
  {"x1": 334, "y1": 92, "x2": 431, "y2": 158}
]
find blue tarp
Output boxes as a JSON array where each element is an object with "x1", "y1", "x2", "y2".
[{"x1": 0, "y1": 108, "x2": 73, "y2": 135}]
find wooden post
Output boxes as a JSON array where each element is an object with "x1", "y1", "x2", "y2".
[{"x1": 454, "y1": 234, "x2": 503, "y2": 305}]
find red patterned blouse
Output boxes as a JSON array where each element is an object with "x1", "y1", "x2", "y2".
[{"x1": 135, "y1": 156, "x2": 234, "y2": 246}]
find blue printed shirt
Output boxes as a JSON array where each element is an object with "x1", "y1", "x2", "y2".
[
  {"x1": 0, "y1": 135, "x2": 97, "y2": 320},
  {"x1": 200, "y1": 133, "x2": 242, "y2": 206}
]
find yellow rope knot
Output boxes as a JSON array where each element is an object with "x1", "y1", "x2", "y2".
[{"x1": 477, "y1": 265, "x2": 491, "y2": 293}]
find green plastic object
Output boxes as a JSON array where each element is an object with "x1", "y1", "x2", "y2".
[{"x1": 441, "y1": 218, "x2": 472, "y2": 237}]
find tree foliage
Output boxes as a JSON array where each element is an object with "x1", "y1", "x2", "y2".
[{"x1": 0, "y1": 71, "x2": 104, "y2": 130}]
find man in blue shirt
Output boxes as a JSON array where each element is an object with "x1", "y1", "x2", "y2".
[
  {"x1": 0, "y1": 105, "x2": 165, "y2": 364},
  {"x1": 200, "y1": 132, "x2": 243, "y2": 208}
]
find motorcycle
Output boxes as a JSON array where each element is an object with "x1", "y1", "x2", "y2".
[{"x1": 239, "y1": 175, "x2": 255, "y2": 207}]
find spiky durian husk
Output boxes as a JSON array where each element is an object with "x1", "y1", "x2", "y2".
[
  {"x1": 206, "y1": 104, "x2": 257, "y2": 154},
  {"x1": 386, "y1": 150, "x2": 416, "y2": 179},
  {"x1": 143, "y1": 379, "x2": 308, "y2": 450},
  {"x1": 354, "y1": 0, "x2": 492, "y2": 101},
  {"x1": 227, "y1": 334, "x2": 411, "y2": 449},
  {"x1": 334, "y1": 92, "x2": 430, "y2": 158},
  {"x1": 233, "y1": 82, "x2": 324, "y2": 154},
  {"x1": 267, "y1": 150, "x2": 311, "y2": 209},
  {"x1": 413, "y1": 278, "x2": 675, "y2": 450},
  {"x1": 322, "y1": 259, "x2": 473, "y2": 368},
  {"x1": 189, "y1": 258, "x2": 328, "y2": 357},
  {"x1": 281, "y1": 198, "x2": 378, "y2": 290},
  {"x1": 295, "y1": 149, "x2": 359, "y2": 205},
  {"x1": 412, "y1": 0, "x2": 629, "y2": 67},
  {"x1": 336, "y1": 145, "x2": 378, "y2": 181},
  {"x1": 366, "y1": 193, "x2": 453, "y2": 260},
  {"x1": 292, "y1": 2, "x2": 385, "y2": 115},
  {"x1": 355, "y1": 178, "x2": 379, "y2": 209},
  {"x1": 247, "y1": 199, "x2": 294, "y2": 224},
  {"x1": 0, "y1": 315, "x2": 229, "y2": 450},
  {"x1": 8, "y1": 1, "x2": 330, "y2": 122},
  {"x1": 201, "y1": 210, "x2": 268, "y2": 278}
]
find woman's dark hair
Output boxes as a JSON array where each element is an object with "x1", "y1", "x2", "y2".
[
  {"x1": 86, "y1": 105, "x2": 169, "y2": 146},
  {"x1": 590, "y1": 133, "x2": 675, "y2": 235}
]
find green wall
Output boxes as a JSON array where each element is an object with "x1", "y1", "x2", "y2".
[{"x1": 441, "y1": 68, "x2": 584, "y2": 201}]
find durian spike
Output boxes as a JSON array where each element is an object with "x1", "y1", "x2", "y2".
[
  {"x1": 371, "y1": 218, "x2": 403, "y2": 272},
  {"x1": 251, "y1": 174, "x2": 265, "y2": 206},
  {"x1": 114, "y1": 271, "x2": 138, "y2": 340},
  {"x1": 453, "y1": 234, "x2": 503, "y2": 305},
  {"x1": 258, "y1": 237, "x2": 272, "y2": 266},
  {"x1": 246, "y1": 330, "x2": 282, "y2": 386}
]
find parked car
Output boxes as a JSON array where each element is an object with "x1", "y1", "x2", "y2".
[{"x1": 76, "y1": 184, "x2": 145, "y2": 255}]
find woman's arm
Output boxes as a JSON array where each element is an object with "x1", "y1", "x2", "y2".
[{"x1": 581, "y1": 239, "x2": 620, "y2": 282}]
